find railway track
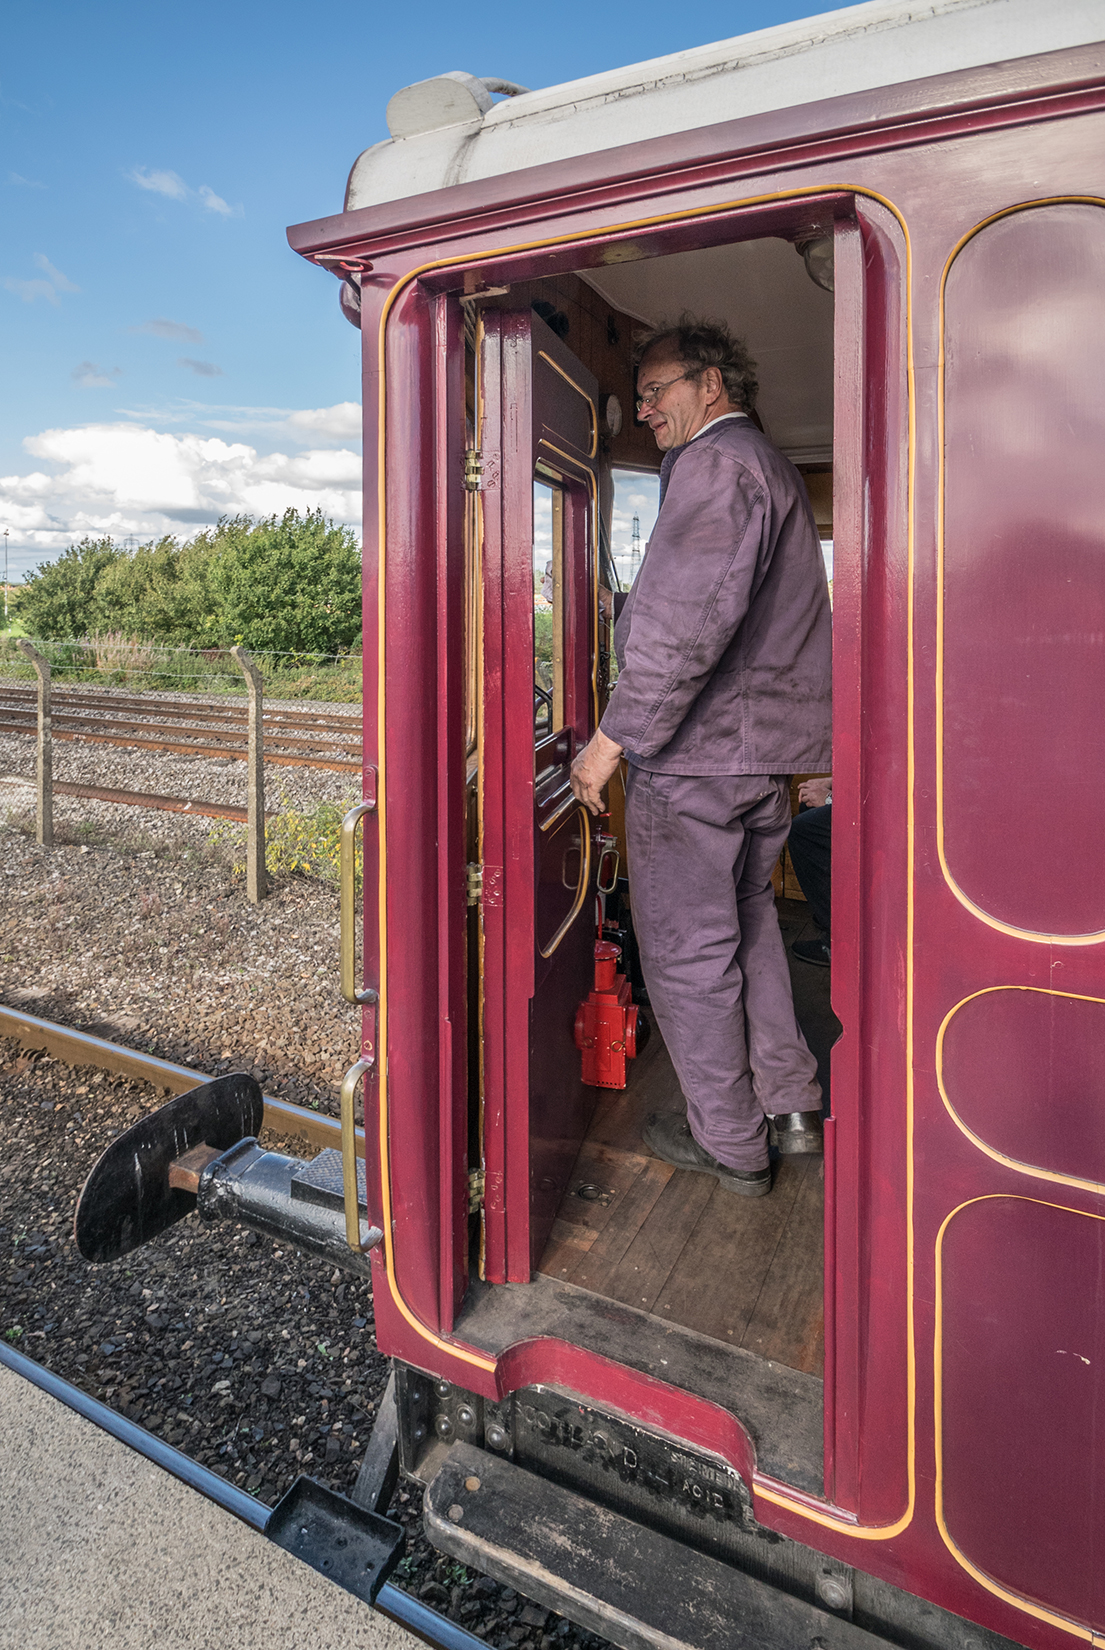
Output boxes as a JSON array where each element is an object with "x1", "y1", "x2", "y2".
[
  {"x1": 0, "y1": 1006, "x2": 563, "y2": 1650},
  {"x1": 0, "y1": 684, "x2": 362, "y2": 774}
]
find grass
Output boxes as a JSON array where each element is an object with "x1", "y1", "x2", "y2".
[{"x1": 0, "y1": 635, "x2": 362, "y2": 702}]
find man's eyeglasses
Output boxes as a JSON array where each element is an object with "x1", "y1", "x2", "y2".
[{"x1": 635, "y1": 370, "x2": 695, "y2": 412}]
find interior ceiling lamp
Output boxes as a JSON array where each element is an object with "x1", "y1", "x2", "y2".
[{"x1": 795, "y1": 235, "x2": 835, "y2": 293}]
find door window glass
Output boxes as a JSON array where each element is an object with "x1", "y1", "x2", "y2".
[{"x1": 533, "y1": 479, "x2": 565, "y2": 740}]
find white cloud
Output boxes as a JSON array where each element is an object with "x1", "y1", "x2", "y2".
[
  {"x1": 133, "y1": 317, "x2": 204, "y2": 343},
  {"x1": 127, "y1": 166, "x2": 241, "y2": 216},
  {"x1": 4, "y1": 277, "x2": 57, "y2": 305},
  {"x1": 287, "y1": 403, "x2": 362, "y2": 440},
  {"x1": 35, "y1": 254, "x2": 78, "y2": 292},
  {"x1": 197, "y1": 184, "x2": 233, "y2": 217},
  {"x1": 178, "y1": 357, "x2": 222, "y2": 377},
  {"x1": 8, "y1": 172, "x2": 46, "y2": 189},
  {"x1": 3, "y1": 252, "x2": 79, "y2": 306},
  {"x1": 116, "y1": 399, "x2": 361, "y2": 448},
  {"x1": 73, "y1": 362, "x2": 122, "y2": 389},
  {"x1": 128, "y1": 166, "x2": 189, "y2": 200},
  {"x1": 0, "y1": 417, "x2": 362, "y2": 576}
]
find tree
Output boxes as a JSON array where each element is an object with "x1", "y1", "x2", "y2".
[
  {"x1": 18, "y1": 538, "x2": 122, "y2": 638},
  {"x1": 198, "y1": 510, "x2": 362, "y2": 654},
  {"x1": 95, "y1": 535, "x2": 211, "y2": 645},
  {"x1": 14, "y1": 510, "x2": 362, "y2": 653}
]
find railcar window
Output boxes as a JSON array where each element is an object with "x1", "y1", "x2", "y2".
[{"x1": 533, "y1": 478, "x2": 565, "y2": 740}]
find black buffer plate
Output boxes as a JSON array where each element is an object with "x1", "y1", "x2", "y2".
[{"x1": 74, "y1": 1073, "x2": 264, "y2": 1262}]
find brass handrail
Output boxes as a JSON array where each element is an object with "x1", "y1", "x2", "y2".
[
  {"x1": 539, "y1": 805, "x2": 592, "y2": 959},
  {"x1": 340, "y1": 1055, "x2": 378, "y2": 1252},
  {"x1": 340, "y1": 792, "x2": 377, "y2": 1005}
]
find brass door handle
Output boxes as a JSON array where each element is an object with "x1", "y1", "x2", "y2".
[{"x1": 340, "y1": 790, "x2": 378, "y2": 1005}]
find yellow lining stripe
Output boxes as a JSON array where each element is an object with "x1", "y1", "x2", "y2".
[
  {"x1": 934, "y1": 1194, "x2": 1102, "y2": 1640},
  {"x1": 373, "y1": 183, "x2": 918, "y2": 1533},
  {"x1": 936, "y1": 985, "x2": 1105, "y2": 1198},
  {"x1": 935, "y1": 198, "x2": 1105, "y2": 945}
]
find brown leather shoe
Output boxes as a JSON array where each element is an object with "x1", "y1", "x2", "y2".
[
  {"x1": 642, "y1": 1112, "x2": 772, "y2": 1197},
  {"x1": 768, "y1": 1111, "x2": 824, "y2": 1155}
]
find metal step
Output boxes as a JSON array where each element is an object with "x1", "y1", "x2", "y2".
[{"x1": 423, "y1": 1441, "x2": 885, "y2": 1650}]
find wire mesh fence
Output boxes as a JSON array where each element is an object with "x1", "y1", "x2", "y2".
[
  {"x1": 0, "y1": 634, "x2": 363, "y2": 703},
  {"x1": 0, "y1": 638, "x2": 365, "y2": 899}
]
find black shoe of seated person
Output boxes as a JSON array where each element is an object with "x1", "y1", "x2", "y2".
[
  {"x1": 767, "y1": 1111, "x2": 824, "y2": 1155},
  {"x1": 791, "y1": 934, "x2": 831, "y2": 968},
  {"x1": 642, "y1": 1112, "x2": 772, "y2": 1198}
]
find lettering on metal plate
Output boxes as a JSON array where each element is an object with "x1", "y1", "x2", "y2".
[{"x1": 511, "y1": 1391, "x2": 754, "y2": 1534}]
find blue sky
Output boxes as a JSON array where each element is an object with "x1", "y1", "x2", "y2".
[{"x1": 2, "y1": 0, "x2": 844, "y2": 581}]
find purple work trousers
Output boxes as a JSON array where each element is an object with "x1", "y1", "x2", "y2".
[{"x1": 625, "y1": 769, "x2": 822, "y2": 1172}]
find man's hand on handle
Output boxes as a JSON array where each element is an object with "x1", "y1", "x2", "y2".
[{"x1": 571, "y1": 728, "x2": 624, "y2": 817}]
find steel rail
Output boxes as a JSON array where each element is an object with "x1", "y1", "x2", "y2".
[
  {"x1": 0, "y1": 720, "x2": 360, "y2": 772},
  {"x1": 0, "y1": 1003, "x2": 353, "y2": 1154},
  {"x1": 0, "y1": 684, "x2": 361, "y2": 733},
  {"x1": 0, "y1": 1341, "x2": 484, "y2": 1650},
  {"x1": 0, "y1": 709, "x2": 360, "y2": 755}
]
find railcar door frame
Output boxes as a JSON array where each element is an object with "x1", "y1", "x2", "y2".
[{"x1": 371, "y1": 187, "x2": 914, "y2": 1530}]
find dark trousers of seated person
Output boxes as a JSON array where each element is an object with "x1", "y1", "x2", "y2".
[{"x1": 787, "y1": 802, "x2": 832, "y2": 933}]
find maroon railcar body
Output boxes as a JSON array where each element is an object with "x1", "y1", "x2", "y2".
[{"x1": 289, "y1": 30, "x2": 1105, "y2": 1650}]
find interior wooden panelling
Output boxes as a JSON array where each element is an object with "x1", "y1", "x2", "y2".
[{"x1": 478, "y1": 273, "x2": 659, "y2": 471}]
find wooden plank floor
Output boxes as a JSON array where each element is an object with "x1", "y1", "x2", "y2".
[{"x1": 536, "y1": 1013, "x2": 825, "y2": 1376}]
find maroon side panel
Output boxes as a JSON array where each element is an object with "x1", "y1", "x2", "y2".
[
  {"x1": 940, "y1": 1197, "x2": 1105, "y2": 1628},
  {"x1": 941, "y1": 987, "x2": 1105, "y2": 1184},
  {"x1": 383, "y1": 279, "x2": 446, "y2": 1330},
  {"x1": 942, "y1": 202, "x2": 1105, "y2": 936},
  {"x1": 433, "y1": 293, "x2": 470, "y2": 1326}
]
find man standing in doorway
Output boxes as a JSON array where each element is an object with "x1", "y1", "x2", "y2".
[{"x1": 570, "y1": 317, "x2": 831, "y2": 1197}]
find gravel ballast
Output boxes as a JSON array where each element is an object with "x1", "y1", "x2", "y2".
[{"x1": 0, "y1": 723, "x2": 614, "y2": 1650}]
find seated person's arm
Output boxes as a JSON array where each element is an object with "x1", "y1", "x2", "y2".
[{"x1": 798, "y1": 776, "x2": 832, "y2": 809}]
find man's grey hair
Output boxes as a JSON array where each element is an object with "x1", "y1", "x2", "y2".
[{"x1": 635, "y1": 314, "x2": 759, "y2": 414}]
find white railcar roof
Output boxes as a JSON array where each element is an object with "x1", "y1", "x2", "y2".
[{"x1": 346, "y1": 0, "x2": 1104, "y2": 211}]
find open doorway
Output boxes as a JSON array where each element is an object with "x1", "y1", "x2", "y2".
[
  {"x1": 521, "y1": 234, "x2": 837, "y2": 1381},
  {"x1": 459, "y1": 221, "x2": 841, "y2": 1494}
]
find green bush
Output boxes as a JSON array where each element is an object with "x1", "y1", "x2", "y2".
[
  {"x1": 19, "y1": 538, "x2": 122, "y2": 638},
  {"x1": 16, "y1": 509, "x2": 362, "y2": 656},
  {"x1": 197, "y1": 512, "x2": 361, "y2": 654}
]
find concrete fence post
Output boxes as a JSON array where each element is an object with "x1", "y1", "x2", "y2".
[
  {"x1": 17, "y1": 640, "x2": 52, "y2": 847},
  {"x1": 230, "y1": 646, "x2": 267, "y2": 903}
]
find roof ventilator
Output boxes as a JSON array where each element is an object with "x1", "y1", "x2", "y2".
[{"x1": 385, "y1": 72, "x2": 530, "y2": 138}]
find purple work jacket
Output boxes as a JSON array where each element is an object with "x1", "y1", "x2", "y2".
[{"x1": 600, "y1": 417, "x2": 832, "y2": 775}]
